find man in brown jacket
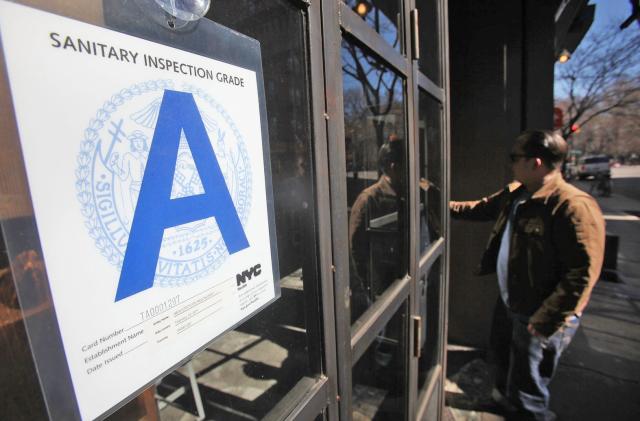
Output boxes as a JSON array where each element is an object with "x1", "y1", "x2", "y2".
[
  {"x1": 450, "y1": 130, "x2": 605, "y2": 420},
  {"x1": 349, "y1": 138, "x2": 405, "y2": 322}
]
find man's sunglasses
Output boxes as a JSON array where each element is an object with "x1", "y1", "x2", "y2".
[{"x1": 509, "y1": 153, "x2": 529, "y2": 162}]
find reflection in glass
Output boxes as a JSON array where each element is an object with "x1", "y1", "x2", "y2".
[
  {"x1": 417, "y1": 0, "x2": 441, "y2": 85},
  {"x1": 352, "y1": 301, "x2": 408, "y2": 420},
  {"x1": 344, "y1": 0, "x2": 403, "y2": 52},
  {"x1": 154, "y1": 1, "x2": 324, "y2": 419},
  {"x1": 417, "y1": 259, "x2": 442, "y2": 391},
  {"x1": 153, "y1": 0, "x2": 211, "y2": 22},
  {"x1": 342, "y1": 40, "x2": 407, "y2": 323},
  {"x1": 418, "y1": 90, "x2": 443, "y2": 254},
  {"x1": 0, "y1": 219, "x2": 50, "y2": 420}
]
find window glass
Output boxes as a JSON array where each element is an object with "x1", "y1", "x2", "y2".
[
  {"x1": 155, "y1": 2, "x2": 324, "y2": 419},
  {"x1": 417, "y1": 0, "x2": 441, "y2": 85},
  {"x1": 352, "y1": 301, "x2": 408, "y2": 420},
  {"x1": 342, "y1": 40, "x2": 408, "y2": 323},
  {"x1": 417, "y1": 258, "x2": 442, "y2": 391},
  {"x1": 419, "y1": 90, "x2": 443, "y2": 253},
  {"x1": 344, "y1": 0, "x2": 403, "y2": 53}
]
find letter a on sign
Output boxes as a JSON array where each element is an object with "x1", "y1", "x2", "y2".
[{"x1": 115, "y1": 90, "x2": 249, "y2": 301}]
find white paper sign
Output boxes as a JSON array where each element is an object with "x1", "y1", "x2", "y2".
[{"x1": 0, "y1": 2, "x2": 278, "y2": 419}]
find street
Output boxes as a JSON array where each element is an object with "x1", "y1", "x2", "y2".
[
  {"x1": 572, "y1": 165, "x2": 640, "y2": 202},
  {"x1": 550, "y1": 165, "x2": 640, "y2": 421}
]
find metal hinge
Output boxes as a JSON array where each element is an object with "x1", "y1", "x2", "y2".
[
  {"x1": 410, "y1": 9, "x2": 420, "y2": 60},
  {"x1": 412, "y1": 315, "x2": 422, "y2": 357}
]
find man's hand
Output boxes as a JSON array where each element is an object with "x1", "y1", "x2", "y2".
[
  {"x1": 528, "y1": 323, "x2": 552, "y2": 349},
  {"x1": 527, "y1": 323, "x2": 546, "y2": 339}
]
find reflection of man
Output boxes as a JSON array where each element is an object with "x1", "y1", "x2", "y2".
[
  {"x1": 450, "y1": 130, "x2": 605, "y2": 420},
  {"x1": 349, "y1": 137, "x2": 404, "y2": 321},
  {"x1": 110, "y1": 131, "x2": 149, "y2": 223}
]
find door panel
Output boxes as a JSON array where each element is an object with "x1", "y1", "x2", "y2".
[
  {"x1": 352, "y1": 300, "x2": 409, "y2": 420},
  {"x1": 413, "y1": 0, "x2": 450, "y2": 419},
  {"x1": 418, "y1": 90, "x2": 444, "y2": 255}
]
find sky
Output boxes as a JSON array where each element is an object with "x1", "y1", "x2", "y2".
[
  {"x1": 554, "y1": 0, "x2": 636, "y2": 97},
  {"x1": 590, "y1": 0, "x2": 633, "y2": 33}
]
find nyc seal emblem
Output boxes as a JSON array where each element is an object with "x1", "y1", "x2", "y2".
[{"x1": 76, "y1": 80, "x2": 252, "y2": 288}]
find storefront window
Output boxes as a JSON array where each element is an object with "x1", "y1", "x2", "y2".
[
  {"x1": 153, "y1": 2, "x2": 324, "y2": 419},
  {"x1": 343, "y1": 0, "x2": 403, "y2": 53},
  {"x1": 419, "y1": 90, "x2": 443, "y2": 254},
  {"x1": 342, "y1": 40, "x2": 408, "y2": 323}
]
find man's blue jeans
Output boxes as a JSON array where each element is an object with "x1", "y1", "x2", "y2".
[
  {"x1": 490, "y1": 300, "x2": 580, "y2": 420},
  {"x1": 491, "y1": 302, "x2": 580, "y2": 421}
]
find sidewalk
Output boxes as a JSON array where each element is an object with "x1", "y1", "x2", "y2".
[{"x1": 445, "y1": 186, "x2": 640, "y2": 421}]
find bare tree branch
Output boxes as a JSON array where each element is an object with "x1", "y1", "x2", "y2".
[{"x1": 556, "y1": 25, "x2": 640, "y2": 141}]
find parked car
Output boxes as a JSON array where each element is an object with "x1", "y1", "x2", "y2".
[{"x1": 576, "y1": 155, "x2": 611, "y2": 180}]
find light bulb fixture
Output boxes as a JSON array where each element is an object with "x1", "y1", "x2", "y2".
[
  {"x1": 557, "y1": 49, "x2": 571, "y2": 63},
  {"x1": 353, "y1": 1, "x2": 372, "y2": 18}
]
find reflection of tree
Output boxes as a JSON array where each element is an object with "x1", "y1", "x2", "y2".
[
  {"x1": 555, "y1": 26, "x2": 640, "y2": 140},
  {"x1": 362, "y1": 4, "x2": 400, "y2": 48},
  {"x1": 342, "y1": 42, "x2": 401, "y2": 148},
  {"x1": 344, "y1": 0, "x2": 401, "y2": 47}
]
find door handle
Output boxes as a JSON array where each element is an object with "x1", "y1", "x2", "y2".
[{"x1": 412, "y1": 315, "x2": 422, "y2": 357}]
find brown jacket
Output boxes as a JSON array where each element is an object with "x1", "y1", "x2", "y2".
[
  {"x1": 450, "y1": 173, "x2": 605, "y2": 336},
  {"x1": 349, "y1": 176, "x2": 402, "y2": 292}
]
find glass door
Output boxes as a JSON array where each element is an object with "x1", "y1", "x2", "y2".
[
  {"x1": 412, "y1": 0, "x2": 450, "y2": 419},
  {"x1": 323, "y1": 1, "x2": 449, "y2": 419},
  {"x1": 324, "y1": 1, "x2": 411, "y2": 420}
]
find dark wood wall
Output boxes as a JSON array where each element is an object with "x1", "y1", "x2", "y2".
[{"x1": 447, "y1": 0, "x2": 555, "y2": 346}]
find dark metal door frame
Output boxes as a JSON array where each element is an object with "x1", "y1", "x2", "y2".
[{"x1": 319, "y1": 0, "x2": 451, "y2": 420}]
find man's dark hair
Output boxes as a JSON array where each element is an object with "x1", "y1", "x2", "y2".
[
  {"x1": 517, "y1": 130, "x2": 567, "y2": 169},
  {"x1": 378, "y1": 137, "x2": 404, "y2": 174}
]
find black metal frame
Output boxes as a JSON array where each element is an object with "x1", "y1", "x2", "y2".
[{"x1": 338, "y1": 1, "x2": 409, "y2": 76}]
